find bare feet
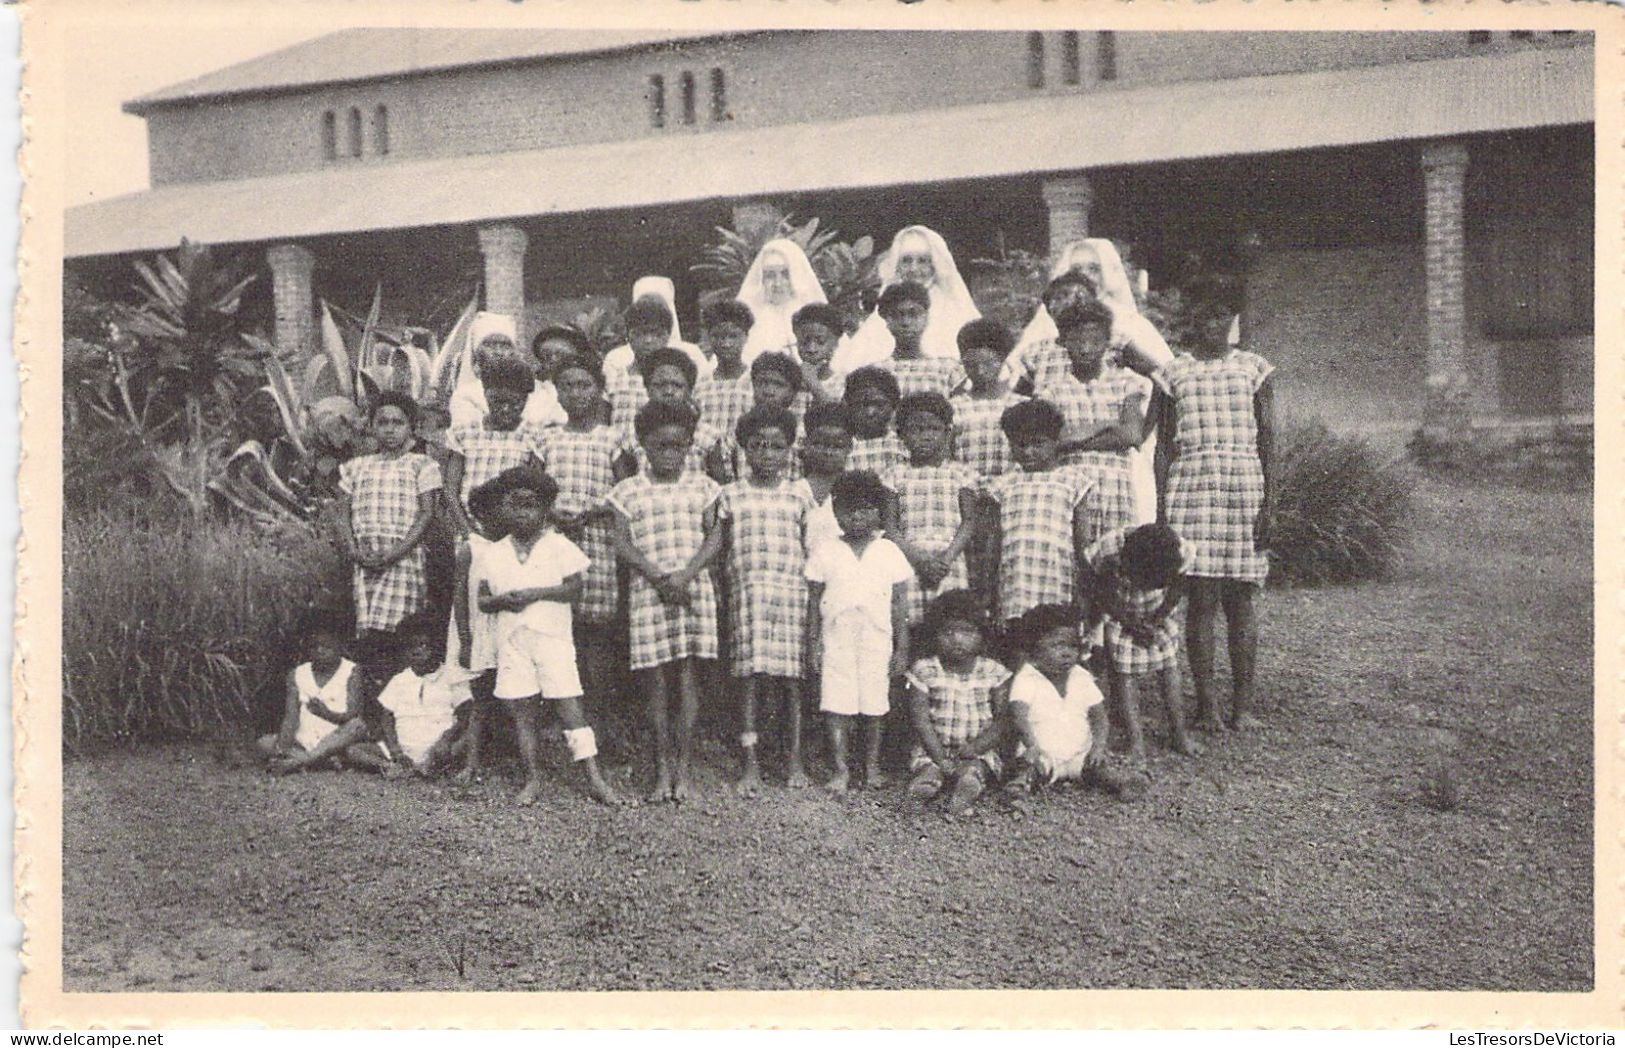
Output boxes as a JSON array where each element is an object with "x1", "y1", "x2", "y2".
[
  {"x1": 453, "y1": 766, "x2": 482, "y2": 786},
  {"x1": 647, "y1": 773, "x2": 674, "y2": 804},
  {"x1": 1229, "y1": 712, "x2": 1263, "y2": 731},
  {"x1": 785, "y1": 764, "x2": 811, "y2": 789},
  {"x1": 946, "y1": 772, "x2": 986, "y2": 816},
  {"x1": 736, "y1": 764, "x2": 762, "y2": 797},
  {"x1": 1197, "y1": 714, "x2": 1228, "y2": 734},
  {"x1": 587, "y1": 774, "x2": 632, "y2": 807},
  {"x1": 825, "y1": 768, "x2": 850, "y2": 793},
  {"x1": 1173, "y1": 736, "x2": 1205, "y2": 757},
  {"x1": 515, "y1": 779, "x2": 542, "y2": 806},
  {"x1": 863, "y1": 763, "x2": 886, "y2": 789},
  {"x1": 670, "y1": 777, "x2": 692, "y2": 803}
]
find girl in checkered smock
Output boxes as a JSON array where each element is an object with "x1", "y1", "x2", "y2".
[
  {"x1": 615, "y1": 348, "x2": 727, "y2": 482},
  {"x1": 609, "y1": 400, "x2": 726, "y2": 803},
  {"x1": 843, "y1": 366, "x2": 908, "y2": 475},
  {"x1": 1154, "y1": 286, "x2": 1276, "y2": 733},
  {"x1": 1083, "y1": 523, "x2": 1198, "y2": 763},
  {"x1": 905, "y1": 590, "x2": 1011, "y2": 815},
  {"x1": 1036, "y1": 294, "x2": 1153, "y2": 537},
  {"x1": 951, "y1": 319, "x2": 1028, "y2": 483},
  {"x1": 874, "y1": 281, "x2": 968, "y2": 399},
  {"x1": 882, "y1": 393, "x2": 981, "y2": 629},
  {"x1": 336, "y1": 393, "x2": 444, "y2": 642},
  {"x1": 692, "y1": 299, "x2": 756, "y2": 442},
  {"x1": 443, "y1": 356, "x2": 545, "y2": 537},
  {"x1": 715, "y1": 405, "x2": 816, "y2": 793},
  {"x1": 793, "y1": 304, "x2": 848, "y2": 404}
]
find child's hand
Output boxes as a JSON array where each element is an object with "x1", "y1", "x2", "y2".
[
  {"x1": 653, "y1": 574, "x2": 691, "y2": 607},
  {"x1": 917, "y1": 556, "x2": 949, "y2": 590}
]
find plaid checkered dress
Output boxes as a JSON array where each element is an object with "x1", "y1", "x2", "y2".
[
  {"x1": 446, "y1": 423, "x2": 544, "y2": 512},
  {"x1": 617, "y1": 420, "x2": 724, "y2": 479},
  {"x1": 723, "y1": 434, "x2": 805, "y2": 485},
  {"x1": 849, "y1": 433, "x2": 908, "y2": 476},
  {"x1": 879, "y1": 356, "x2": 967, "y2": 399},
  {"x1": 534, "y1": 425, "x2": 624, "y2": 624},
  {"x1": 716, "y1": 478, "x2": 814, "y2": 678},
  {"x1": 880, "y1": 462, "x2": 979, "y2": 624},
  {"x1": 1156, "y1": 351, "x2": 1274, "y2": 583},
  {"x1": 607, "y1": 473, "x2": 722, "y2": 670},
  {"x1": 340, "y1": 452, "x2": 443, "y2": 633},
  {"x1": 694, "y1": 373, "x2": 755, "y2": 442},
  {"x1": 1084, "y1": 526, "x2": 1195, "y2": 675},
  {"x1": 906, "y1": 655, "x2": 1010, "y2": 752},
  {"x1": 1036, "y1": 367, "x2": 1150, "y2": 534},
  {"x1": 951, "y1": 390, "x2": 1028, "y2": 482},
  {"x1": 986, "y1": 464, "x2": 1097, "y2": 623},
  {"x1": 1019, "y1": 339, "x2": 1139, "y2": 392},
  {"x1": 605, "y1": 367, "x2": 651, "y2": 430}
]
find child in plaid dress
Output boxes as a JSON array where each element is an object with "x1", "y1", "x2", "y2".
[
  {"x1": 985, "y1": 399, "x2": 1099, "y2": 636},
  {"x1": 793, "y1": 303, "x2": 847, "y2": 403},
  {"x1": 844, "y1": 366, "x2": 908, "y2": 475},
  {"x1": 722, "y1": 352, "x2": 808, "y2": 482},
  {"x1": 692, "y1": 299, "x2": 756, "y2": 442},
  {"x1": 881, "y1": 393, "x2": 981, "y2": 628},
  {"x1": 443, "y1": 355, "x2": 545, "y2": 537},
  {"x1": 874, "y1": 282, "x2": 967, "y2": 399},
  {"x1": 1155, "y1": 288, "x2": 1276, "y2": 732},
  {"x1": 616, "y1": 348, "x2": 726, "y2": 481},
  {"x1": 335, "y1": 393, "x2": 444, "y2": 657},
  {"x1": 951, "y1": 319, "x2": 1028, "y2": 482},
  {"x1": 609, "y1": 401, "x2": 726, "y2": 803},
  {"x1": 905, "y1": 591, "x2": 1011, "y2": 815},
  {"x1": 1083, "y1": 523, "x2": 1198, "y2": 762},
  {"x1": 716, "y1": 405, "x2": 815, "y2": 793},
  {"x1": 606, "y1": 295, "x2": 681, "y2": 429},
  {"x1": 1036, "y1": 296, "x2": 1153, "y2": 538},
  {"x1": 450, "y1": 483, "x2": 504, "y2": 782}
]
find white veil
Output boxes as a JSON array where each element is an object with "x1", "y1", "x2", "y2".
[
  {"x1": 833, "y1": 225, "x2": 982, "y2": 371},
  {"x1": 737, "y1": 238, "x2": 827, "y2": 363}
]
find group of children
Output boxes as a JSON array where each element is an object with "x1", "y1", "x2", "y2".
[{"x1": 258, "y1": 267, "x2": 1276, "y2": 814}]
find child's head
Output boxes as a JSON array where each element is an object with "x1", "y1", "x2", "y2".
[
  {"x1": 843, "y1": 366, "x2": 901, "y2": 439},
  {"x1": 634, "y1": 400, "x2": 699, "y2": 478},
  {"x1": 923, "y1": 589, "x2": 989, "y2": 665},
  {"x1": 750, "y1": 351, "x2": 802, "y2": 411},
  {"x1": 465, "y1": 480, "x2": 507, "y2": 539},
  {"x1": 800, "y1": 401, "x2": 854, "y2": 477},
  {"x1": 957, "y1": 318, "x2": 1015, "y2": 390},
  {"x1": 1120, "y1": 524, "x2": 1185, "y2": 591},
  {"x1": 701, "y1": 299, "x2": 755, "y2": 366},
  {"x1": 1054, "y1": 296, "x2": 1115, "y2": 373},
  {"x1": 625, "y1": 295, "x2": 676, "y2": 361},
  {"x1": 299, "y1": 607, "x2": 351, "y2": 668},
  {"x1": 479, "y1": 354, "x2": 536, "y2": 431},
  {"x1": 792, "y1": 303, "x2": 844, "y2": 370},
  {"x1": 1186, "y1": 277, "x2": 1244, "y2": 352},
  {"x1": 531, "y1": 325, "x2": 591, "y2": 382},
  {"x1": 1041, "y1": 270, "x2": 1094, "y2": 319},
  {"x1": 1014, "y1": 603, "x2": 1081, "y2": 675},
  {"x1": 552, "y1": 352, "x2": 606, "y2": 420},
  {"x1": 475, "y1": 464, "x2": 559, "y2": 540},
  {"x1": 896, "y1": 391, "x2": 954, "y2": 464},
  {"x1": 641, "y1": 346, "x2": 698, "y2": 406},
  {"x1": 1000, "y1": 398, "x2": 1064, "y2": 472},
  {"x1": 735, "y1": 404, "x2": 797, "y2": 482},
  {"x1": 830, "y1": 469, "x2": 889, "y2": 541},
  {"x1": 370, "y1": 391, "x2": 420, "y2": 451},
  {"x1": 878, "y1": 281, "x2": 931, "y2": 353}
]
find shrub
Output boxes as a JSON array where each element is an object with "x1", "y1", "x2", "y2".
[
  {"x1": 1268, "y1": 418, "x2": 1415, "y2": 586},
  {"x1": 63, "y1": 509, "x2": 348, "y2": 750}
]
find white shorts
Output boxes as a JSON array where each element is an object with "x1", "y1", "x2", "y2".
[
  {"x1": 495, "y1": 625, "x2": 584, "y2": 701},
  {"x1": 394, "y1": 712, "x2": 458, "y2": 765},
  {"x1": 819, "y1": 611, "x2": 892, "y2": 717},
  {"x1": 294, "y1": 712, "x2": 342, "y2": 753}
]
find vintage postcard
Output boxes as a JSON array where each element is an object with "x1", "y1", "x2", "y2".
[{"x1": 15, "y1": 0, "x2": 1623, "y2": 1029}]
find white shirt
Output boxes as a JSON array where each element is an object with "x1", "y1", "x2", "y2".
[
  {"x1": 1009, "y1": 663, "x2": 1103, "y2": 764},
  {"x1": 482, "y1": 531, "x2": 591, "y2": 638},
  {"x1": 804, "y1": 534, "x2": 914, "y2": 631},
  {"x1": 376, "y1": 666, "x2": 471, "y2": 723},
  {"x1": 602, "y1": 341, "x2": 715, "y2": 381},
  {"x1": 448, "y1": 382, "x2": 566, "y2": 430},
  {"x1": 803, "y1": 494, "x2": 842, "y2": 558}
]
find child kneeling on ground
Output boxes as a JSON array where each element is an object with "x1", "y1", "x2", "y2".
[{"x1": 905, "y1": 589, "x2": 1010, "y2": 815}]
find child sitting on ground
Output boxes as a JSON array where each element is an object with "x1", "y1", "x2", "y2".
[
  {"x1": 805, "y1": 470, "x2": 915, "y2": 791},
  {"x1": 477, "y1": 465, "x2": 627, "y2": 806},
  {"x1": 1083, "y1": 522, "x2": 1199, "y2": 762},
  {"x1": 905, "y1": 590, "x2": 1011, "y2": 815},
  {"x1": 373, "y1": 617, "x2": 475, "y2": 780},
  {"x1": 262, "y1": 610, "x2": 389, "y2": 775},
  {"x1": 793, "y1": 302, "x2": 848, "y2": 403},
  {"x1": 1004, "y1": 603, "x2": 1142, "y2": 799}
]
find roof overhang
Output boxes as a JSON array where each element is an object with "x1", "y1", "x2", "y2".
[{"x1": 68, "y1": 45, "x2": 1593, "y2": 259}]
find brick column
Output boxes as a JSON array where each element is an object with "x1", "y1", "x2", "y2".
[
  {"x1": 476, "y1": 223, "x2": 529, "y2": 325},
  {"x1": 266, "y1": 243, "x2": 316, "y2": 357},
  {"x1": 1420, "y1": 141, "x2": 1472, "y2": 440},
  {"x1": 1041, "y1": 174, "x2": 1095, "y2": 266}
]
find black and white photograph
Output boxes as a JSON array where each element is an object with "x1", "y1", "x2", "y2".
[{"x1": 21, "y1": 0, "x2": 1617, "y2": 1027}]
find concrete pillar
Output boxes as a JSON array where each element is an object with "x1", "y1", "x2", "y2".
[
  {"x1": 1041, "y1": 174, "x2": 1095, "y2": 265},
  {"x1": 476, "y1": 224, "x2": 529, "y2": 330},
  {"x1": 266, "y1": 243, "x2": 316, "y2": 358},
  {"x1": 1420, "y1": 140, "x2": 1472, "y2": 439}
]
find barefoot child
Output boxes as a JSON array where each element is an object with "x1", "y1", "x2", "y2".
[
  {"x1": 374, "y1": 620, "x2": 474, "y2": 780},
  {"x1": 609, "y1": 401, "x2": 726, "y2": 802},
  {"x1": 881, "y1": 392, "x2": 981, "y2": 629},
  {"x1": 793, "y1": 303, "x2": 847, "y2": 403},
  {"x1": 799, "y1": 401, "x2": 855, "y2": 557},
  {"x1": 443, "y1": 355, "x2": 544, "y2": 539},
  {"x1": 843, "y1": 366, "x2": 907, "y2": 475},
  {"x1": 951, "y1": 319, "x2": 1028, "y2": 483},
  {"x1": 1082, "y1": 523, "x2": 1198, "y2": 762},
  {"x1": 692, "y1": 299, "x2": 756, "y2": 443},
  {"x1": 477, "y1": 466, "x2": 626, "y2": 806},
  {"x1": 716, "y1": 405, "x2": 816, "y2": 792},
  {"x1": 261, "y1": 611, "x2": 389, "y2": 774},
  {"x1": 905, "y1": 590, "x2": 1011, "y2": 814},
  {"x1": 874, "y1": 281, "x2": 966, "y2": 399},
  {"x1": 1155, "y1": 285, "x2": 1276, "y2": 731},
  {"x1": 805, "y1": 470, "x2": 914, "y2": 790}
]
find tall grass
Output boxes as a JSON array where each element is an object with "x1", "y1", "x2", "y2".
[
  {"x1": 1270, "y1": 418, "x2": 1415, "y2": 586},
  {"x1": 63, "y1": 509, "x2": 348, "y2": 750}
]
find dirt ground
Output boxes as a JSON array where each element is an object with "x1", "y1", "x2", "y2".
[{"x1": 62, "y1": 476, "x2": 1593, "y2": 992}]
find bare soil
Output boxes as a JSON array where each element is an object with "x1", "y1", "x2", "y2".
[{"x1": 62, "y1": 477, "x2": 1592, "y2": 992}]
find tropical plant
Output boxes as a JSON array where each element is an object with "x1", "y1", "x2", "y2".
[
  {"x1": 965, "y1": 243, "x2": 1051, "y2": 337},
  {"x1": 691, "y1": 206, "x2": 880, "y2": 331}
]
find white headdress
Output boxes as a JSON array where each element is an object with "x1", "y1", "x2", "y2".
[
  {"x1": 737, "y1": 238, "x2": 827, "y2": 363},
  {"x1": 834, "y1": 225, "x2": 982, "y2": 370},
  {"x1": 631, "y1": 275, "x2": 684, "y2": 344}
]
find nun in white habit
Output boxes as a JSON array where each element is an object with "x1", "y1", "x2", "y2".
[
  {"x1": 736, "y1": 238, "x2": 828, "y2": 364},
  {"x1": 832, "y1": 225, "x2": 981, "y2": 373}
]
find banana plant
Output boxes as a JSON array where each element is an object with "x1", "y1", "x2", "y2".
[{"x1": 691, "y1": 208, "x2": 879, "y2": 331}]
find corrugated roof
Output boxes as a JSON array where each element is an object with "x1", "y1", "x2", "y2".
[
  {"x1": 125, "y1": 28, "x2": 733, "y2": 111},
  {"x1": 72, "y1": 45, "x2": 1592, "y2": 259}
]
